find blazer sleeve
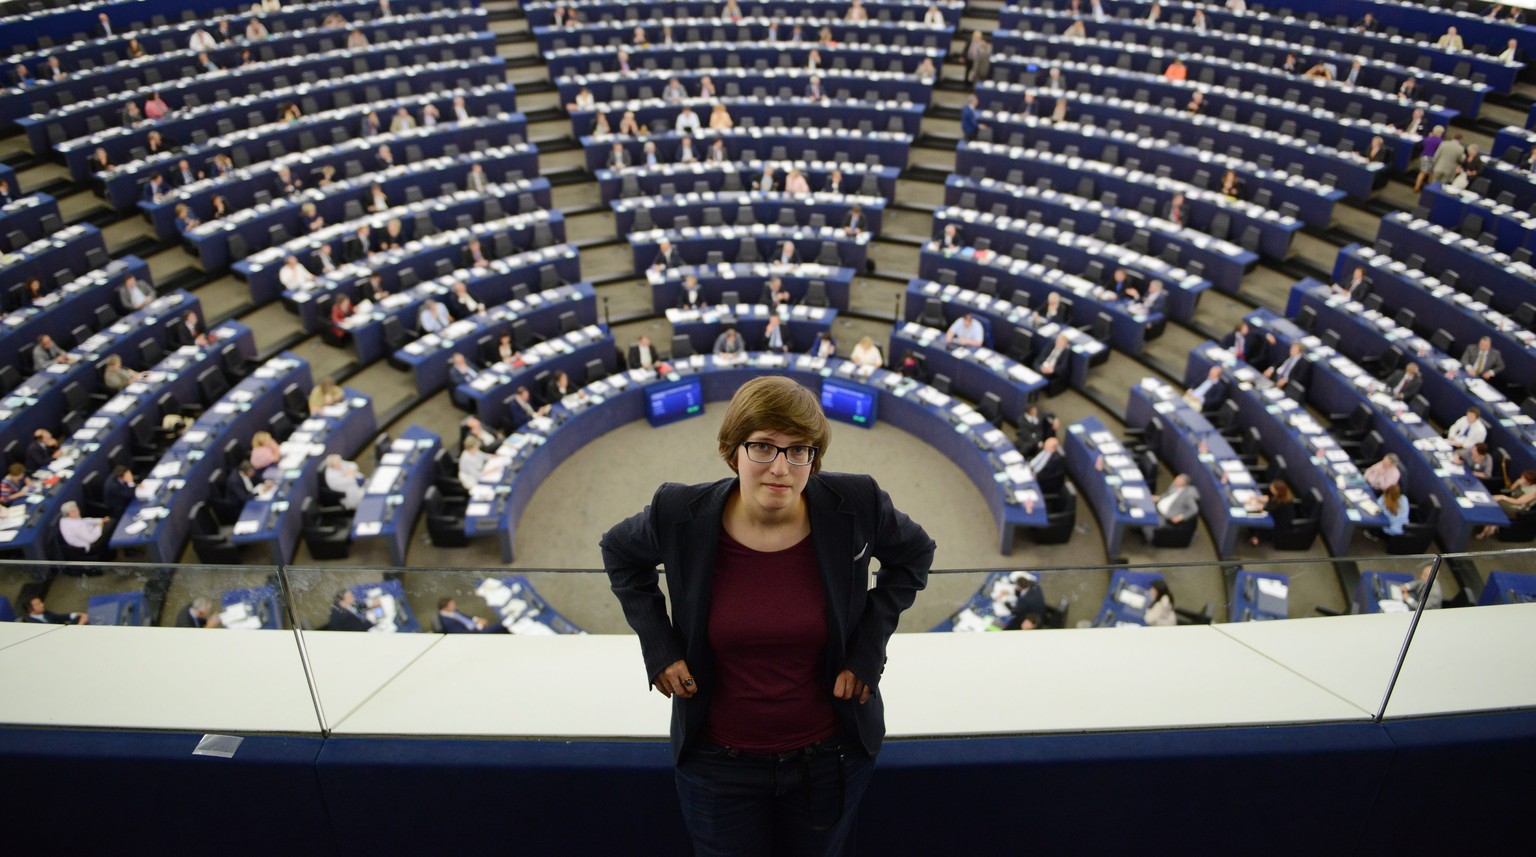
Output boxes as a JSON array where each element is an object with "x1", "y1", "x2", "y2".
[
  {"x1": 842, "y1": 479, "x2": 935, "y2": 688},
  {"x1": 600, "y1": 486, "x2": 688, "y2": 687}
]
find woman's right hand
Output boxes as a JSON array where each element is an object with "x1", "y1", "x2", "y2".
[{"x1": 653, "y1": 660, "x2": 698, "y2": 699}]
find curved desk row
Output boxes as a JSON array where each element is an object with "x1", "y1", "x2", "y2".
[
  {"x1": 1064, "y1": 415, "x2": 1159, "y2": 559},
  {"x1": 546, "y1": 38, "x2": 944, "y2": 78},
  {"x1": 989, "y1": 51, "x2": 1418, "y2": 174},
  {"x1": 145, "y1": 115, "x2": 533, "y2": 242},
  {"x1": 667, "y1": 303, "x2": 836, "y2": 355},
  {"x1": 351, "y1": 425, "x2": 440, "y2": 566},
  {"x1": 627, "y1": 223, "x2": 870, "y2": 274},
  {"x1": 919, "y1": 246, "x2": 1160, "y2": 355},
  {"x1": 457, "y1": 326, "x2": 620, "y2": 430},
  {"x1": 556, "y1": 66, "x2": 932, "y2": 108},
  {"x1": 648, "y1": 263, "x2": 853, "y2": 313},
  {"x1": 1182, "y1": 339, "x2": 1390, "y2": 554},
  {"x1": 1, "y1": 222, "x2": 105, "y2": 293},
  {"x1": 396, "y1": 281, "x2": 598, "y2": 396},
  {"x1": 110, "y1": 353, "x2": 312, "y2": 564},
  {"x1": 236, "y1": 192, "x2": 562, "y2": 305},
  {"x1": 0, "y1": 289, "x2": 198, "y2": 455},
  {"x1": 597, "y1": 158, "x2": 897, "y2": 203},
  {"x1": 1243, "y1": 305, "x2": 1506, "y2": 552},
  {"x1": 0, "y1": 255, "x2": 147, "y2": 377},
  {"x1": 933, "y1": 205, "x2": 1212, "y2": 323},
  {"x1": 0, "y1": 322, "x2": 253, "y2": 560},
  {"x1": 0, "y1": 192, "x2": 61, "y2": 253},
  {"x1": 945, "y1": 175, "x2": 1255, "y2": 294},
  {"x1": 1421, "y1": 180, "x2": 1536, "y2": 259},
  {"x1": 614, "y1": 190, "x2": 885, "y2": 238},
  {"x1": 97, "y1": 82, "x2": 518, "y2": 210},
  {"x1": 1375, "y1": 212, "x2": 1536, "y2": 321},
  {"x1": 185, "y1": 146, "x2": 542, "y2": 272},
  {"x1": 904, "y1": 278, "x2": 1103, "y2": 391},
  {"x1": 582, "y1": 126, "x2": 911, "y2": 172},
  {"x1": 3, "y1": 6, "x2": 486, "y2": 127},
  {"x1": 571, "y1": 94, "x2": 927, "y2": 138},
  {"x1": 1124, "y1": 377, "x2": 1274, "y2": 559},
  {"x1": 889, "y1": 323, "x2": 1047, "y2": 422},
  {"x1": 526, "y1": 0, "x2": 964, "y2": 28},
  {"x1": 232, "y1": 389, "x2": 377, "y2": 565},
  {"x1": 462, "y1": 352, "x2": 1046, "y2": 561},
  {"x1": 534, "y1": 17, "x2": 953, "y2": 54}
]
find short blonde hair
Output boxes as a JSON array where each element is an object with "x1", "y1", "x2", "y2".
[{"x1": 716, "y1": 376, "x2": 831, "y2": 474}]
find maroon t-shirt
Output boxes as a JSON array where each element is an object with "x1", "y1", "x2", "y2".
[{"x1": 701, "y1": 529, "x2": 840, "y2": 754}]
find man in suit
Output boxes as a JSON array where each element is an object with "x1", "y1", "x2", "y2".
[
  {"x1": 142, "y1": 173, "x2": 169, "y2": 203},
  {"x1": 118, "y1": 274, "x2": 154, "y2": 311},
  {"x1": 1145, "y1": 474, "x2": 1200, "y2": 540},
  {"x1": 23, "y1": 596, "x2": 87, "y2": 625},
  {"x1": 447, "y1": 352, "x2": 480, "y2": 389},
  {"x1": 466, "y1": 163, "x2": 489, "y2": 193},
  {"x1": 31, "y1": 334, "x2": 70, "y2": 370},
  {"x1": 1165, "y1": 192, "x2": 1188, "y2": 228},
  {"x1": 1266, "y1": 342, "x2": 1307, "y2": 390},
  {"x1": 121, "y1": 101, "x2": 145, "y2": 128},
  {"x1": 418, "y1": 299, "x2": 450, "y2": 334},
  {"x1": 462, "y1": 237, "x2": 490, "y2": 268},
  {"x1": 26, "y1": 429, "x2": 60, "y2": 472},
  {"x1": 607, "y1": 142, "x2": 631, "y2": 170},
  {"x1": 169, "y1": 310, "x2": 208, "y2": 347},
  {"x1": 960, "y1": 94, "x2": 985, "y2": 140},
  {"x1": 1136, "y1": 279, "x2": 1168, "y2": 315},
  {"x1": 227, "y1": 460, "x2": 261, "y2": 505},
  {"x1": 843, "y1": 205, "x2": 867, "y2": 236},
  {"x1": 328, "y1": 589, "x2": 375, "y2": 631},
  {"x1": 438, "y1": 597, "x2": 498, "y2": 633},
  {"x1": 1035, "y1": 333, "x2": 1071, "y2": 378},
  {"x1": 171, "y1": 158, "x2": 200, "y2": 188},
  {"x1": 1108, "y1": 267, "x2": 1135, "y2": 298},
  {"x1": 1016, "y1": 403, "x2": 1059, "y2": 458},
  {"x1": 445, "y1": 281, "x2": 484, "y2": 319},
  {"x1": 678, "y1": 275, "x2": 705, "y2": 309},
  {"x1": 345, "y1": 225, "x2": 373, "y2": 263},
  {"x1": 653, "y1": 239, "x2": 682, "y2": 271},
  {"x1": 94, "y1": 11, "x2": 115, "y2": 37},
  {"x1": 773, "y1": 240, "x2": 798, "y2": 265},
  {"x1": 175, "y1": 597, "x2": 221, "y2": 628},
  {"x1": 103, "y1": 466, "x2": 136, "y2": 521},
  {"x1": 1333, "y1": 266, "x2": 1368, "y2": 301},
  {"x1": 628, "y1": 335, "x2": 658, "y2": 370},
  {"x1": 1385, "y1": 362, "x2": 1422, "y2": 400},
  {"x1": 1430, "y1": 132, "x2": 1466, "y2": 185},
  {"x1": 1029, "y1": 291, "x2": 1069, "y2": 326},
  {"x1": 1184, "y1": 365, "x2": 1226, "y2": 411},
  {"x1": 273, "y1": 165, "x2": 301, "y2": 197},
  {"x1": 760, "y1": 277, "x2": 791, "y2": 308},
  {"x1": 1462, "y1": 336, "x2": 1505, "y2": 381},
  {"x1": 511, "y1": 386, "x2": 550, "y2": 421},
  {"x1": 1029, "y1": 436, "x2": 1066, "y2": 493}
]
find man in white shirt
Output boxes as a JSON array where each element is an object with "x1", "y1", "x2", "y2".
[
  {"x1": 278, "y1": 255, "x2": 315, "y2": 290},
  {"x1": 674, "y1": 106, "x2": 702, "y2": 136},
  {"x1": 944, "y1": 313, "x2": 985, "y2": 347},
  {"x1": 189, "y1": 28, "x2": 217, "y2": 51},
  {"x1": 58, "y1": 500, "x2": 110, "y2": 557},
  {"x1": 418, "y1": 299, "x2": 451, "y2": 334},
  {"x1": 453, "y1": 96, "x2": 472, "y2": 122},
  {"x1": 461, "y1": 415, "x2": 502, "y2": 453},
  {"x1": 1446, "y1": 407, "x2": 1487, "y2": 450},
  {"x1": 323, "y1": 455, "x2": 365, "y2": 510}
]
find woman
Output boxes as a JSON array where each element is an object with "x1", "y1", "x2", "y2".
[
  {"x1": 1219, "y1": 168, "x2": 1243, "y2": 200},
  {"x1": 849, "y1": 335, "x2": 883, "y2": 368},
  {"x1": 309, "y1": 377, "x2": 344, "y2": 413},
  {"x1": 1373, "y1": 484, "x2": 1410, "y2": 541},
  {"x1": 571, "y1": 87, "x2": 595, "y2": 113},
  {"x1": 280, "y1": 102, "x2": 302, "y2": 123},
  {"x1": 709, "y1": 103, "x2": 734, "y2": 130},
  {"x1": 127, "y1": 37, "x2": 147, "y2": 59},
  {"x1": 91, "y1": 147, "x2": 114, "y2": 173},
  {"x1": 1247, "y1": 479, "x2": 1297, "y2": 546},
  {"x1": 146, "y1": 130, "x2": 168, "y2": 157},
  {"x1": 698, "y1": 76, "x2": 717, "y2": 99},
  {"x1": 246, "y1": 17, "x2": 269, "y2": 40},
  {"x1": 810, "y1": 332, "x2": 837, "y2": 358},
  {"x1": 346, "y1": 28, "x2": 369, "y2": 49},
  {"x1": 209, "y1": 194, "x2": 231, "y2": 220},
  {"x1": 1415, "y1": 126, "x2": 1443, "y2": 192},
  {"x1": 144, "y1": 91, "x2": 170, "y2": 121},
  {"x1": 23, "y1": 277, "x2": 47, "y2": 304},
  {"x1": 497, "y1": 333, "x2": 525, "y2": 367},
  {"x1": 300, "y1": 201, "x2": 323, "y2": 234},
  {"x1": 368, "y1": 184, "x2": 389, "y2": 214},
  {"x1": 1478, "y1": 470, "x2": 1536, "y2": 539},
  {"x1": 102, "y1": 354, "x2": 141, "y2": 392},
  {"x1": 329, "y1": 295, "x2": 354, "y2": 340},
  {"x1": 783, "y1": 167, "x2": 810, "y2": 194},
  {"x1": 210, "y1": 153, "x2": 234, "y2": 178},
  {"x1": 915, "y1": 57, "x2": 937, "y2": 80},
  {"x1": 1142, "y1": 579, "x2": 1176, "y2": 626},
  {"x1": 249, "y1": 430, "x2": 282, "y2": 469},
  {"x1": 1363, "y1": 453, "x2": 1400, "y2": 492},
  {"x1": 0, "y1": 462, "x2": 32, "y2": 505},
  {"x1": 591, "y1": 112, "x2": 612, "y2": 136},
  {"x1": 601, "y1": 376, "x2": 933, "y2": 856},
  {"x1": 174, "y1": 203, "x2": 200, "y2": 235},
  {"x1": 317, "y1": 164, "x2": 338, "y2": 188},
  {"x1": 617, "y1": 110, "x2": 642, "y2": 136}
]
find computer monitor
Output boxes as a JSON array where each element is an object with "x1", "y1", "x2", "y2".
[
  {"x1": 646, "y1": 377, "x2": 704, "y2": 427},
  {"x1": 821, "y1": 378, "x2": 877, "y2": 428}
]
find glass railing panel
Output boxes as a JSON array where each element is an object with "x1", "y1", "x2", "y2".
[
  {"x1": 0, "y1": 558, "x2": 323, "y2": 733},
  {"x1": 1385, "y1": 548, "x2": 1536, "y2": 719}
]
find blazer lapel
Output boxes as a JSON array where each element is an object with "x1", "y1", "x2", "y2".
[
  {"x1": 805, "y1": 478, "x2": 856, "y2": 654},
  {"x1": 672, "y1": 478, "x2": 733, "y2": 656}
]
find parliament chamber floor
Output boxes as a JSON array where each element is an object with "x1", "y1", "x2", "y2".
[{"x1": 3, "y1": 0, "x2": 1536, "y2": 638}]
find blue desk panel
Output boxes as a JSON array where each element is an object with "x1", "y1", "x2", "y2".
[
  {"x1": 649, "y1": 264, "x2": 853, "y2": 314},
  {"x1": 1093, "y1": 569, "x2": 1166, "y2": 627},
  {"x1": 669, "y1": 304, "x2": 836, "y2": 355},
  {"x1": 1479, "y1": 571, "x2": 1536, "y2": 606},
  {"x1": 1375, "y1": 213, "x2": 1536, "y2": 320},
  {"x1": 351, "y1": 426, "x2": 440, "y2": 567},
  {"x1": 597, "y1": 160, "x2": 899, "y2": 205},
  {"x1": 0, "y1": 256, "x2": 148, "y2": 377},
  {"x1": 628, "y1": 225, "x2": 869, "y2": 274},
  {"x1": 1065, "y1": 416, "x2": 1159, "y2": 559},
  {"x1": 1230, "y1": 570, "x2": 1290, "y2": 622},
  {"x1": 613, "y1": 191, "x2": 885, "y2": 238},
  {"x1": 582, "y1": 127, "x2": 912, "y2": 173},
  {"x1": 889, "y1": 325, "x2": 1047, "y2": 425},
  {"x1": 545, "y1": 41, "x2": 945, "y2": 79}
]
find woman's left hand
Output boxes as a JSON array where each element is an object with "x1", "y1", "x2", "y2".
[{"x1": 833, "y1": 670, "x2": 872, "y2": 704}]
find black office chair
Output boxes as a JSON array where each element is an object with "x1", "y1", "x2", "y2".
[
  {"x1": 1031, "y1": 484, "x2": 1077, "y2": 545},
  {"x1": 424, "y1": 486, "x2": 469, "y2": 547},
  {"x1": 301, "y1": 497, "x2": 352, "y2": 560},
  {"x1": 1273, "y1": 489, "x2": 1322, "y2": 551},
  {"x1": 190, "y1": 501, "x2": 242, "y2": 565},
  {"x1": 917, "y1": 297, "x2": 946, "y2": 329},
  {"x1": 433, "y1": 448, "x2": 468, "y2": 499},
  {"x1": 1149, "y1": 516, "x2": 1198, "y2": 548}
]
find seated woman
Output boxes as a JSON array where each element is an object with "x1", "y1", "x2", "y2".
[
  {"x1": 209, "y1": 194, "x2": 231, "y2": 220},
  {"x1": 174, "y1": 203, "x2": 200, "y2": 235},
  {"x1": 617, "y1": 110, "x2": 642, "y2": 136},
  {"x1": 329, "y1": 295, "x2": 354, "y2": 340},
  {"x1": 249, "y1": 430, "x2": 282, "y2": 470},
  {"x1": 1246, "y1": 479, "x2": 1297, "y2": 546},
  {"x1": 497, "y1": 333, "x2": 526, "y2": 367},
  {"x1": 1219, "y1": 168, "x2": 1243, "y2": 199},
  {"x1": 1142, "y1": 579, "x2": 1176, "y2": 626},
  {"x1": 849, "y1": 335, "x2": 883, "y2": 368},
  {"x1": 309, "y1": 378, "x2": 344, "y2": 413},
  {"x1": 1367, "y1": 484, "x2": 1409, "y2": 542},
  {"x1": 709, "y1": 103, "x2": 734, "y2": 130},
  {"x1": 1478, "y1": 470, "x2": 1536, "y2": 539},
  {"x1": 90, "y1": 147, "x2": 114, "y2": 173}
]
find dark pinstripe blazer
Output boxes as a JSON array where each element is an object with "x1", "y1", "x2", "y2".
[{"x1": 601, "y1": 473, "x2": 934, "y2": 762}]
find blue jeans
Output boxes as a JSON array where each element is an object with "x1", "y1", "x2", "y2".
[{"x1": 674, "y1": 737, "x2": 875, "y2": 857}]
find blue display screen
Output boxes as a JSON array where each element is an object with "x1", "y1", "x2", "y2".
[
  {"x1": 821, "y1": 379, "x2": 877, "y2": 428},
  {"x1": 646, "y1": 378, "x2": 704, "y2": 427}
]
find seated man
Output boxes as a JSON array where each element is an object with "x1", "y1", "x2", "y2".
[
  {"x1": 31, "y1": 334, "x2": 71, "y2": 370},
  {"x1": 1385, "y1": 361, "x2": 1422, "y2": 400},
  {"x1": 1461, "y1": 336, "x2": 1504, "y2": 381},
  {"x1": 1220, "y1": 321, "x2": 1261, "y2": 365},
  {"x1": 26, "y1": 429, "x2": 61, "y2": 472},
  {"x1": 1029, "y1": 291, "x2": 1069, "y2": 326},
  {"x1": 447, "y1": 352, "x2": 480, "y2": 388},
  {"x1": 1016, "y1": 403, "x2": 1058, "y2": 458},
  {"x1": 944, "y1": 312, "x2": 985, "y2": 347},
  {"x1": 418, "y1": 299, "x2": 451, "y2": 334},
  {"x1": 1265, "y1": 341, "x2": 1307, "y2": 390},
  {"x1": 510, "y1": 385, "x2": 550, "y2": 422},
  {"x1": 322, "y1": 455, "x2": 366, "y2": 510},
  {"x1": 226, "y1": 460, "x2": 264, "y2": 505},
  {"x1": 1035, "y1": 334, "x2": 1071, "y2": 377},
  {"x1": 628, "y1": 335, "x2": 657, "y2": 370},
  {"x1": 1183, "y1": 365, "x2": 1226, "y2": 411},
  {"x1": 1445, "y1": 407, "x2": 1487, "y2": 450},
  {"x1": 103, "y1": 465, "x2": 137, "y2": 520},
  {"x1": 23, "y1": 596, "x2": 87, "y2": 625},
  {"x1": 678, "y1": 275, "x2": 705, "y2": 309},
  {"x1": 460, "y1": 415, "x2": 503, "y2": 454},
  {"x1": 1144, "y1": 474, "x2": 1200, "y2": 541},
  {"x1": 437, "y1": 597, "x2": 504, "y2": 633},
  {"x1": 58, "y1": 500, "x2": 111, "y2": 558},
  {"x1": 328, "y1": 589, "x2": 375, "y2": 632},
  {"x1": 713, "y1": 327, "x2": 745, "y2": 357},
  {"x1": 169, "y1": 310, "x2": 209, "y2": 348},
  {"x1": 174, "y1": 597, "x2": 222, "y2": 628},
  {"x1": 1028, "y1": 436, "x2": 1066, "y2": 493}
]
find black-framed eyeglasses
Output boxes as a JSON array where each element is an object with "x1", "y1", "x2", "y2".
[{"x1": 741, "y1": 441, "x2": 818, "y2": 466}]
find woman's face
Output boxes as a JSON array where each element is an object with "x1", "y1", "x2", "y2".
[{"x1": 735, "y1": 429, "x2": 812, "y2": 516}]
